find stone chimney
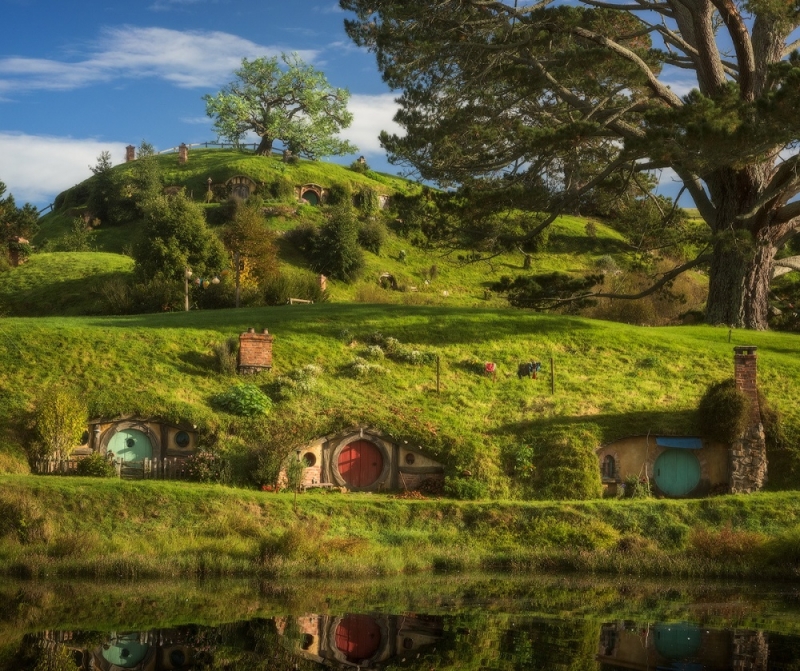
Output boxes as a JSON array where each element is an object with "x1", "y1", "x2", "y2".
[
  {"x1": 730, "y1": 346, "x2": 767, "y2": 494},
  {"x1": 237, "y1": 328, "x2": 274, "y2": 375},
  {"x1": 178, "y1": 143, "x2": 189, "y2": 164},
  {"x1": 318, "y1": 274, "x2": 327, "y2": 292},
  {"x1": 125, "y1": 145, "x2": 136, "y2": 162}
]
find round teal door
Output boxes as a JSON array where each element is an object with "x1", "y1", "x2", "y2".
[
  {"x1": 655, "y1": 449, "x2": 701, "y2": 497},
  {"x1": 108, "y1": 429, "x2": 153, "y2": 463}
]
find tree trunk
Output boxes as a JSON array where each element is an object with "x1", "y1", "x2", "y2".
[
  {"x1": 706, "y1": 243, "x2": 773, "y2": 330},
  {"x1": 705, "y1": 166, "x2": 775, "y2": 330},
  {"x1": 256, "y1": 136, "x2": 273, "y2": 156}
]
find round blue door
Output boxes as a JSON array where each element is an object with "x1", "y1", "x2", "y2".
[
  {"x1": 655, "y1": 449, "x2": 701, "y2": 497},
  {"x1": 108, "y1": 429, "x2": 153, "y2": 463}
]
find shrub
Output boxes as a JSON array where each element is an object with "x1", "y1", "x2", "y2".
[
  {"x1": 622, "y1": 474, "x2": 652, "y2": 498},
  {"x1": 358, "y1": 219, "x2": 388, "y2": 254},
  {"x1": 213, "y1": 337, "x2": 239, "y2": 375},
  {"x1": 697, "y1": 379, "x2": 749, "y2": 444},
  {"x1": 186, "y1": 450, "x2": 229, "y2": 483},
  {"x1": 689, "y1": 524, "x2": 765, "y2": 560},
  {"x1": 214, "y1": 384, "x2": 272, "y2": 417},
  {"x1": 34, "y1": 388, "x2": 87, "y2": 461},
  {"x1": 526, "y1": 428, "x2": 603, "y2": 500},
  {"x1": 75, "y1": 453, "x2": 116, "y2": 478},
  {"x1": 344, "y1": 357, "x2": 387, "y2": 378},
  {"x1": 267, "y1": 364, "x2": 322, "y2": 401},
  {"x1": 326, "y1": 182, "x2": 353, "y2": 206},
  {"x1": 263, "y1": 273, "x2": 328, "y2": 305},
  {"x1": 356, "y1": 186, "x2": 381, "y2": 214},
  {"x1": 364, "y1": 345, "x2": 385, "y2": 360},
  {"x1": 284, "y1": 221, "x2": 319, "y2": 255},
  {"x1": 312, "y1": 204, "x2": 365, "y2": 282},
  {"x1": 444, "y1": 476, "x2": 488, "y2": 500}
]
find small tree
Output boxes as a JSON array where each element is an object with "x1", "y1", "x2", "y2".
[
  {"x1": 221, "y1": 202, "x2": 278, "y2": 307},
  {"x1": 35, "y1": 388, "x2": 87, "y2": 461},
  {"x1": 133, "y1": 192, "x2": 226, "y2": 281},
  {"x1": 204, "y1": 53, "x2": 358, "y2": 158},
  {"x1": 87, "y1": 151, "x2": 126, "y2": 226},
  {"x1": 312, "y1": 204, "x2": 365, "y2": 281}
]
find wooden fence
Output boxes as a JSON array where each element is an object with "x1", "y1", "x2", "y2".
[{"x1": 35, "y1": 457, "x2": 189, "y2": 481}]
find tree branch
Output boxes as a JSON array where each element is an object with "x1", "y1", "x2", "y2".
[{"x1": 773, "y1": 255, "x2": 800, "y2": 278}]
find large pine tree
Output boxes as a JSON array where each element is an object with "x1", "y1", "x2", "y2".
[{"x1": 342, "y1": 0, "x2": 800, "y2": 329}]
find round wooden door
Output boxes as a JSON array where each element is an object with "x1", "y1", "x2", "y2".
[
  {"x1": 108, "y1": 429, "x2": 153, "y2": 463},
  {"x1": 655, "y1": 449, "x2": 701, "y2": 497},
  {"x1": 338, "y1": 440, "x2": 383, "y2": 488},
  {"x1": 335, "y1": 615, "x2": 382, "y2": 663}
]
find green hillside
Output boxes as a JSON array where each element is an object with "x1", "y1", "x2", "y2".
[{"x1": 0, "y1": 305, "x2": 797, "y2": 491}]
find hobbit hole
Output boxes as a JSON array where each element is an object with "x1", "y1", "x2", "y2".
[{"x1": 337, "y1": 439, "x2": 384, "y2": 488}]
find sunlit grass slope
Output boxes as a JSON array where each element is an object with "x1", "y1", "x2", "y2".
[{"x1": 0, "y1": 305, "x2": 797, "y2": 480}]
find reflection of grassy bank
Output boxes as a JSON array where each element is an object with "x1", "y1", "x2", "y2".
[
  {"x1": 5, "y1": 574, "x2": 800, "y2": 671},
  {"x1": 3, "y1": 475, "x2": 800, "y2": 580}
]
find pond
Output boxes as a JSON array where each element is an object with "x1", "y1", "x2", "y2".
[{"x1": 3, "y1": 574, "x2": 800, "y2": 670}]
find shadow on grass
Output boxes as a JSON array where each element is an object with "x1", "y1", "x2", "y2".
[
  {"x1": 80, "y1": 303, "x2": 607, "y2": 346},
  {"x1": 0, "y1": 272, "x2": 128, "y2": 317},
  {"x1": 494, "y1": 409, "x2": 699, "y2": 444}
]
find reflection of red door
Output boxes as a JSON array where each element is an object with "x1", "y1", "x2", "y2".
[
  {"x1": 338, "y1": 440, "x2": 383, "y2": 488},
  {"x1": 335, "y1": 615, "x2": 382, "y2": 663}
]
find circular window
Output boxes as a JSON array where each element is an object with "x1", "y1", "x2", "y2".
[
  {"x1": 303, "y1": 452, "x2": 317, "y2": 467},
  {"x1": 125, "y1": 437, "x2": 136, "y2": 448},
  {"x1": 175, "y1": 431, "x2": 191, "y2": 448},
  {"x1": 405, "y1": 452, "x2": 416, "y2": 465}
]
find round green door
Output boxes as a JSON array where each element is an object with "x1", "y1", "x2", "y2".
[
  {"x1": 108, "y1": 429, "x2": 153, "y2": 463},
  {"x1": 655, "y1": 449, "x2": 701, "y2": 497}
]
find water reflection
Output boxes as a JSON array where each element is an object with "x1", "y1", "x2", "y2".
[{"x1": 20, "y1": 612, "x2": 800, "y2": 670}]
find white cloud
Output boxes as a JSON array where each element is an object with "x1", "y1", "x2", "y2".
[
  {"x1": 0, "y1": 132, "x2": 127, "y2": 206},
  {"x1": 0, "y1": 27, "x2": 318, "y2": 94},
  {"x1": 340, "y1": 93, "x2": 403, "y2": 155}
]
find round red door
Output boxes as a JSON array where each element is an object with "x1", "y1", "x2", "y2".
[
  {"x1": 335, "y1": 615, "x2": 382, "y2": 663},
  {"x1": 338, "y1": 440, "x2": 383, "y2": 488}
]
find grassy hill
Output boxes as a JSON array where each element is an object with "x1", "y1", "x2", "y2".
[{"x1": 0, "y1": 305, "x2": 797, "y2": 490}]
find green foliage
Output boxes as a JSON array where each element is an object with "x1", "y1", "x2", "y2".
[
  {"x1": 75, "y1": 452, "x2": 116, "y2": 478},
  {"x1": 50, "y1": 218, "x2": 93, "y2": 253},
  {"x1": 133, "y1": 192, "x2": 226, "y2": 281},
  {"x1": 326, "y1": 181, "x2": 353, "y2": 206},
  {"x1": 0, "y1": 180, "x2": 39, "y2": 240},
  {"x1": 203, "y1": 53, "x2": 358, "y2": 158},
  {"x1": 622, "y1": 474, "x2": 653, "y2": 498},
  {"x1": 214, "y1": 383, "x2": 273, "y2": 417},
  {"x1": 343, "y1": 356, "x2": 388, "y2": 378},
  {"x1": 523, "y1": 428, "x2": 603, "y2": 501},
  {"x1": 186, "y1": 450, "x2": 229, "y2": 483},
  {"x1": 263, "y1": 272, "x2": 327, "y2": 305},
  {"x1": 33, "y1": 388, "x2": 87, "y2": 461},
  {"x1": 492, "y1": 272, "x2": 604, "y2": 311},
  {"x1": 358, "y1": 218, "x2": 388, "y2": 255},
  {"x1": 267, "y1": 364, "x2": 322, "y2": 401},
  {"x1": 356, "y1": 185, "x2": 381, "y2": 214},
  {"x1": 444, "y1": 476, "x2": 489, "y2": 500},
  {"x1": 87, "y1": 151, "x2": 127, "y2": 226},
  {"x1": 269, "y1": 176, "x2": 296, "y2": 200},
  {"x1": 311, "y1": 204, "x2": 365, "y2": 282},
  {"x1": 213, "y1": 337, "x2": 240, "y2": 375},
  {"x1": 697, "y1": 379, "x2": 749, "y2": 444}
]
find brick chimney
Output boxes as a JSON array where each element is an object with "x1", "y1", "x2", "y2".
[
  {"x1": 734, "y1": 345, "x2": 760, "y2": 423},
  {"x1": 126, "y1": 145, "x2": 136, "y2": 162},
  {"x1": 237, "y1": 328, "x2": 274, "y2": 375},
  {"x1": 730, "y1": 345, "x2": 767, "y2": 493}
]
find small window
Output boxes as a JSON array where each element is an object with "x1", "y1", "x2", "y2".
[
  {"x1": 403, "y1": 637, "x2": 414, "y2": 650},
  {"x1": 175, "y1": 431, "x2": 191, "y2": 448},
  {"x1": 405, "y1": 453, "x2": 416, "y2": 465},
  {"x1": 303, "y1": 452, "x2": 317, "y2": 467},
  {"x1": 301, "y1": 634, "x2": 314, "y2": 650},
  {"x1": 80, "y1": 430, "x2": 90, "y2": 445},
  {"x1": 602, "y1": 455, "x2": 616, "y2": 478},
  {"x1": 125, "y1": 437, "x2": 136, "y2": 448}
]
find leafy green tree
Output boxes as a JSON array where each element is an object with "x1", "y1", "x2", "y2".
[
  {"x1": 204, "y1": 53, "x2": 358, "y2": 158},
  {"x1": 342, "y1": 0, "x2": 800, "y2": 329},
  {"x1": 312, "y1": 203, "x2": 365, "y2": 281},
  {"x1": 133, "y1": 192, "x2": 226, "y2": 281},
  {"x1": 34, "y1": 387, "x2": 87, "y2": 461},
  {"x1": 221, "y1": 201, "x2": 279, "y2": 307}
]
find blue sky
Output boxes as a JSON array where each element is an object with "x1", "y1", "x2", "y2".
[{"x1": 0, "y1": 0, "x2": 404, "y2": 207}]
